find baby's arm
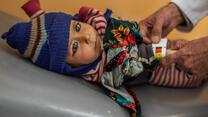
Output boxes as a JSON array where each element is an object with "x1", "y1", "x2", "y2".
[
  {"x1": 149, "y1": 64, "x2": 204, "y2": 88},
  {"x1": 149, "y1": 39, "x2": 204, "y2": 88},
  {"x1": 21, "y1": 0, "x2": 45, "y2": 19}
]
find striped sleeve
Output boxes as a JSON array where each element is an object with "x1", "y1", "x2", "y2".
[
  {"x1": 79, "y1": 6, "x2": 107, "y2": 39},
  {"x1": 149, "y1": 64, "x2": 204, "y2": 88}
]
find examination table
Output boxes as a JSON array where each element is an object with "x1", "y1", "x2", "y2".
[{"x1": 0, "y1": 11, "x2": 208, "y2": 117}]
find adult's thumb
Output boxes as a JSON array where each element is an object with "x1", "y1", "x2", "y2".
[{"x1": 151, "y1": 21, "x2": 162, "y2": 43}]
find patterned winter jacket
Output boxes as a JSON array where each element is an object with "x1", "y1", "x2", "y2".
[{"x1": 78, "y1": 6, "x2": 205, "y2": 117}]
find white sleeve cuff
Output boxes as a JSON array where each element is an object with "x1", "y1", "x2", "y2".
[{"x1": 171, "y1": 0, "x2": 208, "y2": 31}]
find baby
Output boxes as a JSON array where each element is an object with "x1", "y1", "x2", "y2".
[{"x1": 1, "y1": 0, "x2": 206, "y2": 116}]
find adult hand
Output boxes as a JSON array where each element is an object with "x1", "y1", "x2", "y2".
[
  {"x1": 162, "y1": 36, "x2": 208, "y2": 79},
  {"x1": 167, "y1": 39, "x2": 188, "y2": 50},
  {"x1": 139, "y1": 3, "x2": 184, "y2": 44}
]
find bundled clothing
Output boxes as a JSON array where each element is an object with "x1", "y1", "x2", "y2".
[
  {"x1": 78, "y1": 6, "x2": 206, "y2": 116},
  {"x1": 1, "y1": 1, "x2": 207, "y2": 117}
]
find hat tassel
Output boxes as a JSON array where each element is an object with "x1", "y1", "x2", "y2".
[{"x1": 1, "y1": 32, "x2": 8, "y2": 40}]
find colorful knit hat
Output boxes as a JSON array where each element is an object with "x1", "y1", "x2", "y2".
[{"x1": 1, "y1": 12, "x2": 99, "y2": 75}]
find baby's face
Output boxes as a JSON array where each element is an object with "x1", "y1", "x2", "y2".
[{"x1": 66, "y1": 20, "x2": 102, "y2": 67}]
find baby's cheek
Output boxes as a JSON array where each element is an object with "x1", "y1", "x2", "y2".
[
  {"x1": 66, "y1": 55, "x2": 72, "y2": 65},
  {"x1": 82, "y1": 52, "x2": 96, "y2": 61},
  {"x1": 81, "y1": 49, "x2": 97, "y2": 63}
]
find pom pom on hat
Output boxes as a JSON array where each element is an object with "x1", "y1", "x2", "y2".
[{"x1": 2, "y1": 23, "x2": 31, "y2": 54}]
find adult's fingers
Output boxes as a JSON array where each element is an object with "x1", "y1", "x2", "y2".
[
  {"x1": 139, "y1": 23, "x2": 152, "y2": 44},
  {"x1": 139, "y1": 28, "x2": 152, "y2": 44},
  {"x1": 142, "y1": 37, "x2": 152, "y2": 44},
  {"x1": 161, "y1": 21, "x2": 178, "y2": 38},
  {"x1": 151, "y1": 20, "x2": 163, "y2": 43}
]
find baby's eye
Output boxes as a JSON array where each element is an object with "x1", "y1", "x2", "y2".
[
  {"x1": 75, "y1": 22, "x2": 81, "y2": 32},
  {"x1": 72, "y1": 41, "x2": 79, "y2": 56}
]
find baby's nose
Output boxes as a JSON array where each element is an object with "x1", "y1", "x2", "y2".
[
  {"x1": 83, "y1": 34, "x2": 92, "y2": 44},
  {"x1": 85, "y1": 34, "x2": 90, "y2": 40}
]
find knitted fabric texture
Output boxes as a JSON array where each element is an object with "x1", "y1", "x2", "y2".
[{"x1": 1, "y1": 12, "x2": 98, "y2": 75}]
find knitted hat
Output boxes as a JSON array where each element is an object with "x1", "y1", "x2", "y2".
[{"x1": 1, "y1": 12, "x2": 99, "y2": 75}]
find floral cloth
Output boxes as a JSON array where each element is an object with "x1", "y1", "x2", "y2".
[
  {"x1": 78, "y1": 7, "x2": 158, "y2": 117},
  {"x1": 101, "y1": 17, "x2": 158, "y2": 116}
]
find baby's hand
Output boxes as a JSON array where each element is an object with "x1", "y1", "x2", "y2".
[
  {"x1": 167, "y1": 39, "x2": 188, "y2": 50},
  {"x1": 166, "y1": 49, "x2": 177, "y2": 55},
  {"x1": 162, "y1": 39, "x2": 188, "y2": 66}
]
